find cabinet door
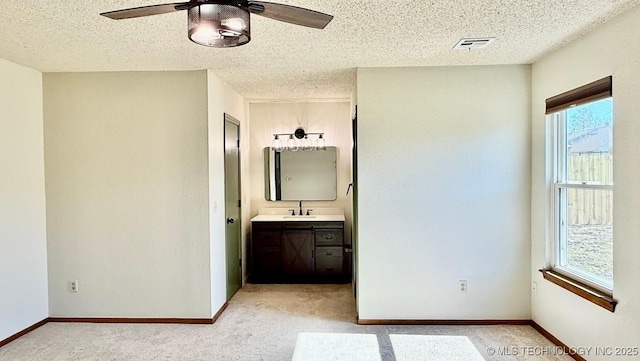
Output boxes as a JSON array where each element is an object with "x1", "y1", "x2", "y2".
[
  {"x1": 252, "y1": 225, "x2": 282, "y2": 282},
  {"x1": 254, "y1": 247, "x2": 282, "y2": 278},
  {"x1": 282, "y1": 229, "x2": 315, "y2": 277}
]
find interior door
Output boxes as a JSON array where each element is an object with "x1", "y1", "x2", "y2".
[
  {"x1": 351, "y1": 107, "x2": 358, "y2": 300},
  {"x1": 225, "y1": 114, "x2": 241, "y2": 300}
]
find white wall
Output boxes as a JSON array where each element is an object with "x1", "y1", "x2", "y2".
[
  {"x1": 206, "y1": 70, "x2": 246, "y2": 314},
  {"x1": 531, "y1": 6, "x2": 640, "y2": 359},
  {"x1": 0, "y1": 58, "x2": 48, "y2": 340},
  {"x1": 357, "y1": 65, "x2": 531, "y2": 320},
  {"x1": 44, "y1": 71, "x2": 211, "y2": 318},
  {"x1": 248, "y1": 101, "x2": 353, "y2": 243}
]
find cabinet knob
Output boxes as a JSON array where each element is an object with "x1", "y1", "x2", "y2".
[{"x1": 226, "y1": 218, "x2": 235, "y2": 224}]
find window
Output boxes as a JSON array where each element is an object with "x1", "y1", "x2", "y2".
[{"x1": 547, "y1": 77, "x2": 614, "y2": 296}]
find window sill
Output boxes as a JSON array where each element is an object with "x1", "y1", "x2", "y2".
[{"x1": 539, "y1": 269, "x2": 617, "y2": 312}]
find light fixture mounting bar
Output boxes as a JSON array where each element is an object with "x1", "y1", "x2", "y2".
[{"x1": 272, "y1": 132, "x2": 324, "y2": 136}]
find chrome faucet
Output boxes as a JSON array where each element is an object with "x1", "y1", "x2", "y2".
[{"x1": 299, "y1": 200, "x2": 303, "y2": 216}]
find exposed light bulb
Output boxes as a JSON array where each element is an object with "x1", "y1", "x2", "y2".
[
  {"x1": 222, "y1": 17, "x2": 246, "y2": 31},
  {"x1": 190, "y1": 24, "x2": 220, "y2": 45},
  {"x1": 303, "y1": 135, "x2": 314, "y2": 151},
  {"x1": 316, "y1": 134, "x2": 326, "y2": 150},
  {"x1": 272, "y1": 135, "x2": 283, "y2": 152},
  {"x1": 287, "y1": 134, "x2": 299, "y2": 152}
]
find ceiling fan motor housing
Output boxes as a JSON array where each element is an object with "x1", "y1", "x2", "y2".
[{"x1": 188, "y1": 3, "x2": 250, "y2": 47}]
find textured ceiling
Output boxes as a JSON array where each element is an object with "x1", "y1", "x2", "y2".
[{"x1": 0, "y1": 1, "x2": 638, "y2": 99}]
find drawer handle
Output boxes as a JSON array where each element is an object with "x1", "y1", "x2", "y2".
[
  {"x1": 325, "y1": 252, "x2": 333, "y2": 256},
  {"x1": 326, "y1": 268, "x2": 333, "y2": 271},
  {"x1": 325, "y1": 235, "x2": 333, "y2": 239}
]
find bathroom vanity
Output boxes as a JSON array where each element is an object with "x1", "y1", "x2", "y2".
[{"x1": 251, "y1": 214, "x2": 347, "y2": 283}]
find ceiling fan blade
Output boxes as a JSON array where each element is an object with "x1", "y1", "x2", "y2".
[
  {"x1": 247, "y1": 1, "x2": 333, "y2": 29},
  {"x1": 100, "y1": 2, "x2": 189, "y2": 20}
]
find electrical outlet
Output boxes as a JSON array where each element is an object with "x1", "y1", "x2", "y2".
[
  {"x1": 532, "y1": 281, "x2": 537, "y2": 296},
  {"x1": 69, "y1": 280, "x2": 78, "y2": 293},
  {"x1": 459, "y1": 280, "x2": 468, "y2": 294}
]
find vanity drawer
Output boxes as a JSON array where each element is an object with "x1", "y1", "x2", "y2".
[
  {"x1": 315, "y1": 230, "x2": 343, "y2": 246},
  {"x1": 315, "y1": 247, "x2": 343, "y2": 276},
  {"x1": 253, "y1": 230, "x2": 281, "y2": 247}
]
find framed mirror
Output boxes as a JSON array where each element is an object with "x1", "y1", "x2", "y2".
[{"x1": 264, "y1": 147, "x2": 337, "y2": 201}]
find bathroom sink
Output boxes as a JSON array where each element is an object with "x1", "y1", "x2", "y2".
[{"x1": 283, "y1": 215, "x2": 316, "y2": 219}]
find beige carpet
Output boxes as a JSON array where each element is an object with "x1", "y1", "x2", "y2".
[
  {"x1": 391, "y1": 334, "x2": 485, "y2": 361},
  {"x1": 292, "y1": 333, "x2": 485, "y2": 361},
  {"x1": 0, "y1": 284, "x2": 571, "y2": 361},
  {"x1": 292, "y1": 333, "x2": 382, "y2": 361}
]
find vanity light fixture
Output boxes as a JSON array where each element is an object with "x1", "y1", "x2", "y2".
[{"x1": 271, "y1": 127, "x2": 326, "y2": 152}]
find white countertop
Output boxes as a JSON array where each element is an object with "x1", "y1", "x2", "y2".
[{"x1": 251, "y1": 214, "x2": 345, "y2": 222}]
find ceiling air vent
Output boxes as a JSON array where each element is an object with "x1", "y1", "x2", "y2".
[{"x1": 453, "y1": 37, "x2": 496, "y2": 50}]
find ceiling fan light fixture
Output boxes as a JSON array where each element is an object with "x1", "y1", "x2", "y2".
[{"x1": 188, "y1": 3, "x2": 250, "y2": 48}]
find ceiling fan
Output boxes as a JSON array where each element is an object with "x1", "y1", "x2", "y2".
[{"x1": 100, "y1": 0, "x2": 333, "y2": 48}]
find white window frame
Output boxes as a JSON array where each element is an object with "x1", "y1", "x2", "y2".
[{"x1": 551, "y1": 104, "x2": 614, "y2": 294}]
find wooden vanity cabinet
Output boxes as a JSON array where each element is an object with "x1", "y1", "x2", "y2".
[{"x1": 251, "y1": 221, "x2": 345, "y2": 283}]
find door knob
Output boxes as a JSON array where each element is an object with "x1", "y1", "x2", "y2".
[{"x1": 226, "y1": 218, "x2": 235, "y2": 224}]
